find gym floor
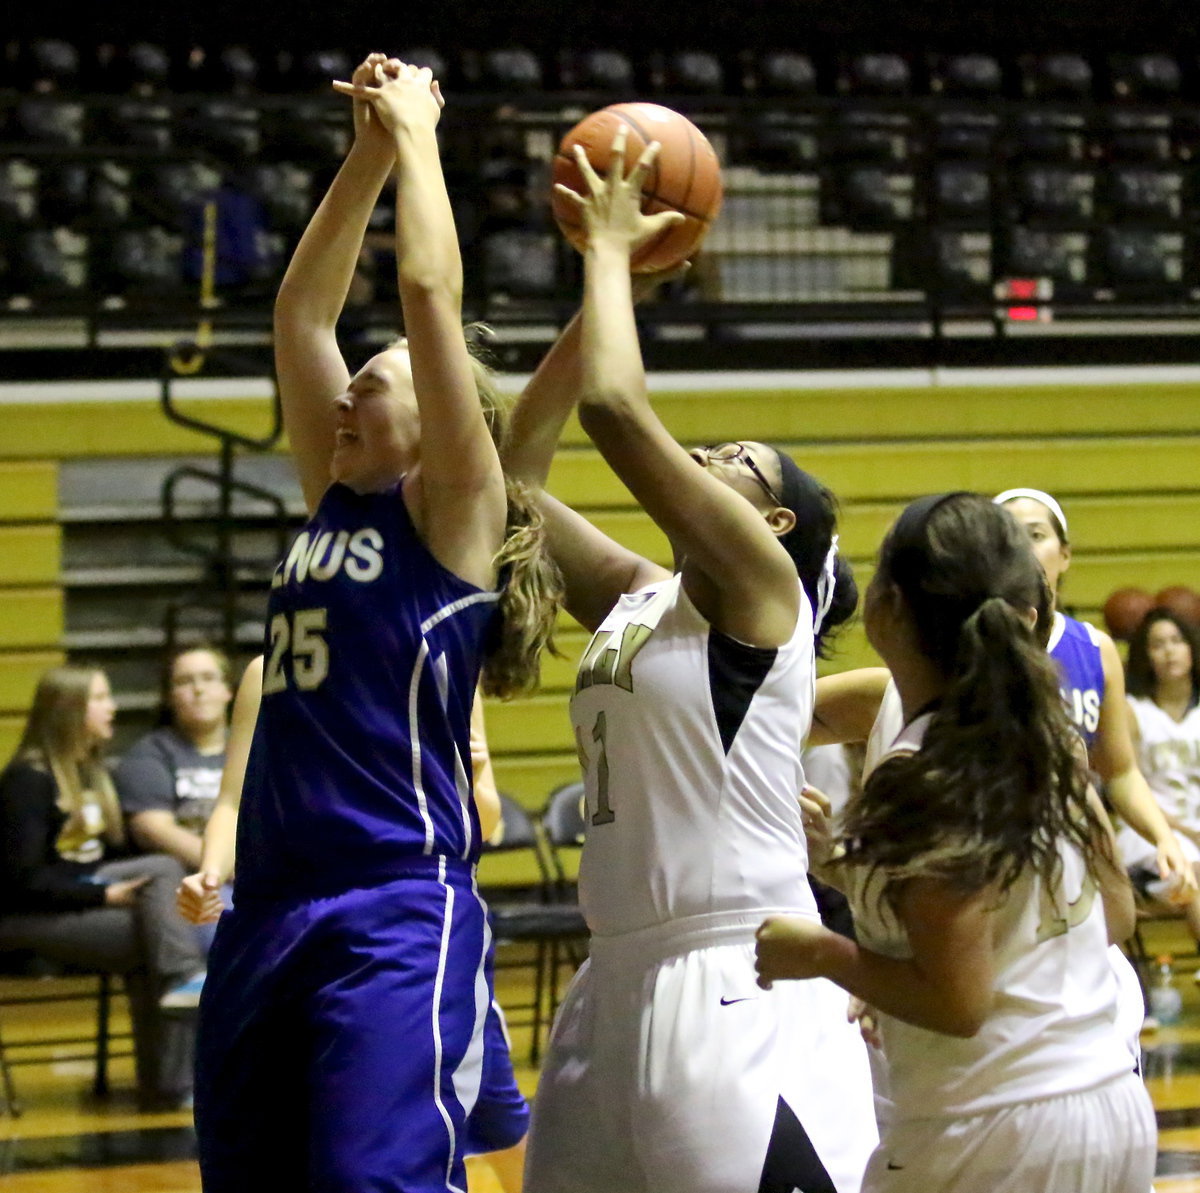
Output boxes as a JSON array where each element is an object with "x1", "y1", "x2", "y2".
[{"x1": 1, "y1": 931, "x2": 1198, "y2": 1193}]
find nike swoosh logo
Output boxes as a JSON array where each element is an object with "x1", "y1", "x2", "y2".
[{"x1": 719, "y1": 996, "x2": 756, "y2": 1006}]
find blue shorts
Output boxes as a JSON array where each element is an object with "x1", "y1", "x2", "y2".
[
  {"x1": 467, "y1": 990, "x2": 529, "y2": 1154},
  {"x1": 195, "y1": 860, "x2": 492, "y2": 1193}
]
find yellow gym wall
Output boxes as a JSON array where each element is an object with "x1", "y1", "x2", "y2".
[{"x1": 1, "y1": 368, "x2": 1198, "y2": 809}]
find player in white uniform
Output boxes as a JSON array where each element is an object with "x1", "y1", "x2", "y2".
[
  {"x1": 757, "y1": 492, "x2": 1157, "y2": 1193},
  {"x1": 504, "y1": 131, "x2": 877, "y2": 1192},
  {"x1": 1121, "y1": 608, "x2": 1200, "y2": 943}
]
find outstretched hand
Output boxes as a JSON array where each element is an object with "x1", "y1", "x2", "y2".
[
  {"x1": 333, "y1": 61, "x2": 445, "y2": 135},
  {"x1": 555, "y1": 127, "x2": 685, "y2": 256}
]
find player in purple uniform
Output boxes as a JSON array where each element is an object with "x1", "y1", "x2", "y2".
[
  {"x1": 192, "y1": 57, "x2": 559, "y2": 1193},
  {"x1": 994, "y1": 488, "x2": 1191, "y2": 895}
]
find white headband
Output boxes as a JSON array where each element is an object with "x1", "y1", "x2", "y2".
[
  {"x1": 813, "y1": 534, "x2": 840, "y2": 635},
  {"x1": 993, "y1": 488, "x2": 1068, "y2": 539}
]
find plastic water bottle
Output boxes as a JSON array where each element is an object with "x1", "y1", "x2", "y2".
[{"x1": 1149, "y1": 954, "x2": 1183, "y2": 1026}]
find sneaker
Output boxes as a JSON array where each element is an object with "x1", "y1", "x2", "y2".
[{"x1": 160, "y1": 971, "x2": 205, "y2": 1010}]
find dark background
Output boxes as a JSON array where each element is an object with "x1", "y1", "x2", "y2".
[{"x1": 10, "y1": 0, "x2": 1200, "y2": 57}]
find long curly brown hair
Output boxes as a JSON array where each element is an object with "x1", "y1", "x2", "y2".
[{"x1": 843, "y1": 493, "x2": 1109, "y2": 905}]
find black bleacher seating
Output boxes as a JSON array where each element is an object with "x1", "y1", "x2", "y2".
[
  {"x1": 12, "y1": 98, "x2": 86, "y2": 147},
  {"x1": 12, "y1": 227, "x2": 89, "y2": 298},
  {"x1": 1104, "y1": 227, "x2": 1185, "y2": 286},
  {"x1": 1111, "y1": 53, "x2": 1181, "y2": 100},
  {"x1": 125, "y1": 42, "x2": 172, "y2": 92},
  {"x1": 839, "y1": 53, "x2": 911, "y2": 96},
  {"x1": 0, "y1": 161, "x2": 39, "y2": 228},
  {"x1": 657, "y1": 51, "x2": 724, "y2": 95},
  {"x1": 98, "y1": 226, "x2": 185, "y2": 298},
  {"x1": 755, "y1": 51, "x2": 818, "y2": 97},
  {"x1": 934, "y1": 162, "x2": 992, "y2": 219},
  {"x1": 1020, "y1": 53, "x2": 1094, "y2": 99},
  {"x1": 478, "y1": 48, "x2": 544, "y2": 93},
  {"x1": 184, "y1": 100, "x2": 262, "y2": 161},
  {"x1": 1110, "y1": 166, "x2": 1184, "y2": 221},
  {"x1": 930, "y1": 54, "x2": 1003, "y2": 98},
  {"x1": 559, "y1": 49, "x2": 635, "y2": 94},
  {"x1": 1017, "y1": 165, "x2": 1096, "y2": 222}
]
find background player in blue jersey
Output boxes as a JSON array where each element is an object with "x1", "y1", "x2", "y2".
[
  {"x1": 994, "y1": 488, "x2": 1192, "y2": 896},
  {"x1": 191, "y1": 55, "x2": 559, "y2": 1193}
]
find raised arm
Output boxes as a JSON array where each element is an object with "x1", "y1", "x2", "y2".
[
  {"x1": 337, "y1": 64, "x2": 505, "y2": 587},
  {"x1": 560, "y1": 132, "x2": 799, "y2": 646},
  {"x1": 177, "y1": 656, "x2": 263, "y2": 924},
  {"x1": 275, "y1": 54, "x2": 400, "y2": 513},
  {"x1": 504, "y1": 301, "x2": 670, "y2": 632}
]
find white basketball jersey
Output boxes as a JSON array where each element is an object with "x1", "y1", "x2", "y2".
[
  {"x1": 862, "y1": 678, "x2": 905, "y2": 784},
  {"x1": 846, "y1": 713, "x2": 1130, "y2": 1122},
  {"x1": 1130, "y1": 695, "x2": 1200, "y2": 831},
  {"x1": 570, "y1": 574, "x2": 817, "y2": 937}
]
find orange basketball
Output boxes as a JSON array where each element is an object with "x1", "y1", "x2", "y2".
[
  {"x1": 552, "y1": 102, "x2": 723, "y2": 273},
  {"x1": 1155, "y1": 585, "x2": 1200, "y2": 628},
  {"x1": 1103, "y1": 587, "x2": 1155, "y2": 641}
]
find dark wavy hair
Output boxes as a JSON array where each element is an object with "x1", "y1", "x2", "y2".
[
  {"x1": 771, "y1": 450, "x2": 857, "y2": 658},
  {"x1": 1126, "y1": 608, "x2": 1200, "y2": 707},
  {"x1": 842, "y1": 492, "x2": 1108, "y2": 903}
]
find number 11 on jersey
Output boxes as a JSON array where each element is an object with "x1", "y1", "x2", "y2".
[{"x1": 578, "y1": 711, "x2": 615, "y2": 826}]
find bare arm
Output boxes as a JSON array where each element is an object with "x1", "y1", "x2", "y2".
[
  {"x1": 339, "y1": 65, "x2": 505, "y2": 587},
  {"x1": 470, "y1": 692, "x2": 501, "y2": 844},
  {"x1": 756, "y1": 878, "x2": 996, "y2": 1038},
  {"x1": 563, "y1": 134, "x2": 800, "y2": 647},
  {"x1": 275, "y1": 54, "x2": 400, "y2": 514},
  {"x1": 177, "y1": 657, "x2": 263, "y2": 924},
  {"x1": 1087, "y1": 784, "x2": 1137, "y2": 944},
  {"x1": 1093, "y1": 632, "x2": 1195, "y2": 889},
  {"x1": 810, "y1": 668, "x2": 892, "y2": 747},
  {"x1": 504, "y1": 296, "x2": 673, "y2": 631}
]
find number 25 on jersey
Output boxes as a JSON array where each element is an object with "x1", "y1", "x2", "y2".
[{"x1": 263, "y1": 608, "x2": 329, "y2": 694}]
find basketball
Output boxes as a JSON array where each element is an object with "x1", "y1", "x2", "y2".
[
  {"x1": 1103, "y1": 587, "x2": 1155, "y2": 641},
  {"x1": 552, "y1": 102, "x2": 724, "y2": 273},
  {"x1": 1154, "y1": 585, "x2": 1200, "y2": 628}
]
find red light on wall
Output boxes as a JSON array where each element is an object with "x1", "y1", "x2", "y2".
[
  {"x1": 1006, "y1": 305, "x2": 1040, "y2": 321},
  {"x1": 1008, "y1": 279, "x2": 1039, "y2": 300}
]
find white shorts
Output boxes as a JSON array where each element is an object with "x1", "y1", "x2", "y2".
[
  {"x1": 862, "y1": 1072, "x2": 1156, "y2": 1193},
  {"x1": 524, "y1": 910, "x2": 878, "y2": 1193}
]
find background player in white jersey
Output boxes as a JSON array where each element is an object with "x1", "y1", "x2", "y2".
[
  {"x1": 1122, "y1": 608, "x2": 1200, "y2": 945},
  {"x1": 505, "y1": 129, "x2": 876, "y2": 1193},
  {"x1": 756, "y1": 492, "x2": 1157, "y2": 1193}
]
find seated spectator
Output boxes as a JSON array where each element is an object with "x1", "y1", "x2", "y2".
[
  {"x1": 0, "y1": 666, "x2": 204, "y2": 1110},
  {"x1": 1119, "y1": 608, "x2": 1200, "y2": 952},
  {"x1": 116, "y1": 645, "x2": 230, "y2": 851}
]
